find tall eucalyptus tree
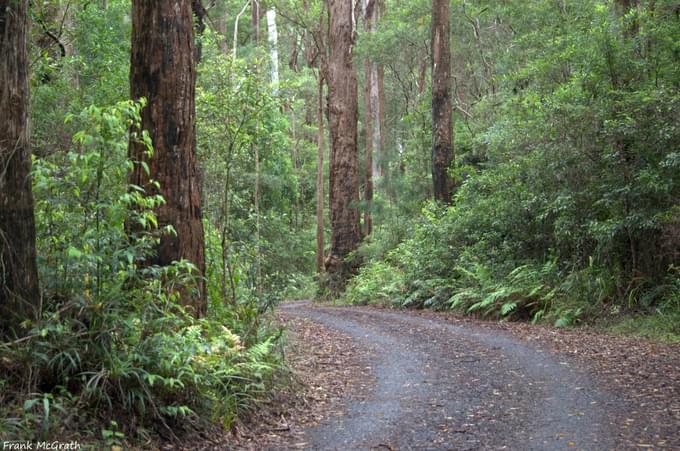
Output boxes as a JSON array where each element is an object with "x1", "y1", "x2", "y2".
[
  {"x1": 129, "y1": 0, "x2": 206, "y2": 315},
  {"x1": 0, "y1": 0, "x2": 41, "y2": 334}
]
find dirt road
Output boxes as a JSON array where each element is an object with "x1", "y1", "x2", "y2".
[{"x1": 277, "y1": 301, "x2": 679, "y2": 450}]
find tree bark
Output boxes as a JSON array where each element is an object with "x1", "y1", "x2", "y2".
[
  {"x1": 0, "y1": 0, "x2": 41, "y2": 335},
  {"x1": 266, "y1": 8, "x2": 280, "y2": 94},
  {"x1": 252, "y1": 0, "x2": 263, "y2": 299},
  {"x1": 316, "y1": 71, "x2": 326, "y2": 274},
  {"x1": 362, "y1": 0, "x2": 374, "y2": 237},
  {"x1": 431, "y1": 0, "x2": 454, "y2": 204},
  {"x1": 252, "y1": 0, "x2": 261, "y2": 45},
  {"x1": 129, "y1": 0, "x2": 206, "y2": 316},
  {"x1": 325, "y1": 0, "x2": 361, "y2": 281}
]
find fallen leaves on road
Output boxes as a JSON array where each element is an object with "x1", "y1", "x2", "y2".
[
  {"x1": 400, "y1": 307, "x2": 680, "y2": 449},
  {"x1": 229, "y1": 312, "x2": 375, "y2": 450}
]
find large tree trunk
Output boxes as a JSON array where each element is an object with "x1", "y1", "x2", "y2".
[
  {"x1": 431, "y1": 0, "x2": 454, "y2": 204},
  {"x1": 129, "y1": 0, "x2": 206, "y2": 316},
  {"x1": 0, "y1": 0, "x2": 41, "y2": 335},
  {"x1": 325, "y1": 0, "x2": 361, "y2": 283}
]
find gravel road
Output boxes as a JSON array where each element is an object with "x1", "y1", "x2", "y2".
[{"x1": 279, "y1": 301, "x2": 619, "y2": 451}]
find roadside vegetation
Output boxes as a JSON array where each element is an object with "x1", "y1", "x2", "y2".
[{"x1": 341, "y1": 0, "x2": 680, "y2": 342}]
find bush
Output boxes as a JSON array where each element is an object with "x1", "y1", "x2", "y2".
[
  {"x1": 0, "y1": 102, "x2": 282, "y2": 444},
  {"x1": 343, "y1": 261, "x2": 406, "y2": 306},
  {"x1": 342, "y1": 3, "x2": 680, "y2": 331}
]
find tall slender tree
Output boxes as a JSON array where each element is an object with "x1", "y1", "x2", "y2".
[
  {"x1": 325, "y1": 0, "x2": 361, "y2": 281},
  {"x1": 0, "y1": 0, "x2": 41, "y2": 335},
  {"x1": 252, "y1": 0, "x2": 264, "y2": 298},
  {"x1": 266, "y1": 8, "x2": 280, "y2": 94},
  {"x1": 616, "y1": 0, "x2": 639, "y2": 37},
  {"x1": 362, "y1": 0, "x2": 375, "y2": 237},
  {"x1": 129, "y1": 0, "x2": 206, "y2": 316},
  {"x1": 361, "y1": 0, "x2": 386, "y2": 236},
  {"x1": 298, "y1": 1, "x2": 330, "y2": 274},
  {"x1": 431, "y1": 0, "x2": 454, "y2": 204},
  {"x1": 316, "y1": 69, "x2": 326, "y2": 273}
]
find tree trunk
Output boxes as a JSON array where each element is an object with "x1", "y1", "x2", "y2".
[
  {"x1": 616, "y1": 0, "x2": 639, "y2": 37},
  {"x1": 252, "y1": 0, "x2": 261, "y2": 44},
  {"x1": 316, "y1": 71, "x2": 326, "y2": 274},
  {"x1": 266, "y1": 8, "x2": 280, "y2": 94},
  {"x1": 252, "y1": 0, "x2": 263, "y2": 299},
  {"x1": 217, "y1": 9, "x2": 229, "y2": 54},
  {"x1": 362, "y1": 0, "x2": 374, "y2": 237},
  {"x1": 325, "y1": 0, "x2": 361, "y2": 282},
  {"x1": 129, "y1": 0, "x2": 206, "y2": 316},
  {"x1": 375, "y1": 62, "x2": 385, "y2": 178},
  {"x1": 0, "y1": 0, "x2": 41, "y2": 335},
  {"x1": 233, "y1": 1, "x2": 250, "y2": 59},
  {"x1": 613, "y1": 0, "x2": 640, "y2": 280},
  {"x1": 361, "y1": 0, "x2": 384, "y2": 237},
  {"x1": 306, "y1": 3, "x2": 329, "y2": 275},
  {"x1": 431, "y1": 0, "x2": 454, "y2": 204},
  {"x1": 0, "y1": 0, "x2": 40, "y2": 336}
]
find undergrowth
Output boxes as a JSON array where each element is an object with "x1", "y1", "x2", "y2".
[
  {"x1": 0, "y1": 101, "x2": 284, "y2": 445},
  {"x1": 341, "y1": 201, "x2": 680, "y2": 338},
  {"x1": 340, "y1": 2, "x2": 680, "y2": 341}
]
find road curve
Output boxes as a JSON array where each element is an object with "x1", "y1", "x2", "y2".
[{"x1": 279, "y1": 301, "x2": 617, "y2": 451}]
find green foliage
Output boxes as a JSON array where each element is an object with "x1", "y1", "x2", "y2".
[
  {"x1": 17, "y1": 1, "x2": 322, "y2": 445},
  {"x1": 343, "y1": 0, "x2": 680, "y2": 334},
  {"x1": 0, "y1": 264, "x2": 280, "y2": 440},
  {"x1": 1, "y1": 102, "x2": 281, "y2": 442},
  {"x1": 197, "y1": 40, "x2": 314, "y2": 308},
  {"x1": 32, "y1": 100, "x2": 158, "y2": 301},
  {"x1": 343, "y1": 261, "x2": 405, "y2": 306}
]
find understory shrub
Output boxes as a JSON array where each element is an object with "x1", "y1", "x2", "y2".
[
  {"x1": 0, "y1": 102, "x2": 282, "y2": 443},
  {"x1": 342, "y1": 4, "x2": 680, "y2": 334},
  {"x1": 342, "y1": 260, "x2": 406, "y2": 306}
]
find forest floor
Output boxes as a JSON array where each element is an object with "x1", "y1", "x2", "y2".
[{"x1": 235, "y1": 301, "x2": 680, "y2": 450}]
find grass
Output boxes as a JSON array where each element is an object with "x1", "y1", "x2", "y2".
[{"x1": 604, "y1": 309, "x2": 680, "y2": 343}]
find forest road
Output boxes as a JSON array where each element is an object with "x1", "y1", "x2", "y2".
[{"x1": 278, "y1": 301, "x2": 618, "y2": 451}]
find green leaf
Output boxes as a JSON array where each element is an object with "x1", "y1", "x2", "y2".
[
  {"x1": 501, "y1": 302, "x2": 518, "y2": 316},
  {"x1": 23, "y1": 398, "x2": 39, "y2": 411},
  {"x1": 67, "y1": 246, "x2": 83, "y2": 258}
]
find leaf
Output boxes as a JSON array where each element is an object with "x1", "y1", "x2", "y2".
[
  {"x1": 555, "y1": 317, "x2": 571, "y2": 328},
  {"x1": 23, "y1": 398, "x2": 39, "y2": 411},
  {"x1": 501, "y1": 302, "x2": 518, "y2": 316},
  {"x1": 67, "y1": 246, "x2": 83, "y2": 259}
]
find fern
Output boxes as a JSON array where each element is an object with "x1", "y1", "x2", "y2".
[{"x1": 501, "y1": 302, "x2": 518, "y2": 316}]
